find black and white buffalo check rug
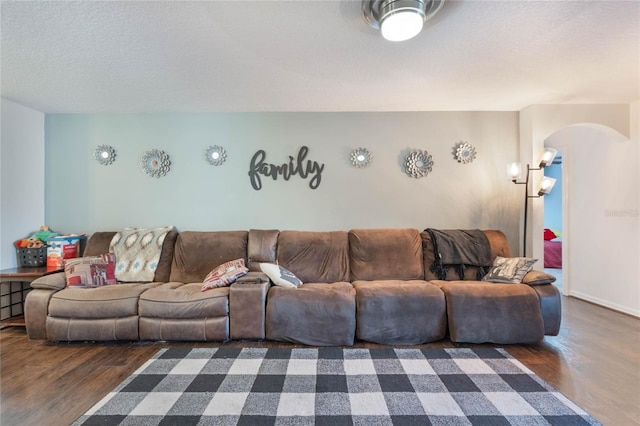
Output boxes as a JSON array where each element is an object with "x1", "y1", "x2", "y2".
[{"x1": 73, "y1": 347, "x2": 600, "y2": 426}]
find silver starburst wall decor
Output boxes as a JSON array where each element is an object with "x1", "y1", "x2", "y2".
[
  {"x1": 141, "y1": 149, "x2": 171, "y2": 178},
  {"x1": 93, "y1": 145, "x2": 116, "y2": 166},
  {"x1": 453, "y1": 141, "x2": 477, "y2": 164},
  {"x1": 350, "y1": 147, "x2": 372, "y2": 168},
  {"x1": 404, "y1": 150, "x2": 434, "y2": 178},
  {"x1": 205, "y1": 145, "x2": 227, "y2": 166}
]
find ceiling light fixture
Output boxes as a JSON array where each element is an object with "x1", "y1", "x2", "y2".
[{"x1": 362, "y1": 0, "x2": 445, "y2": 42}]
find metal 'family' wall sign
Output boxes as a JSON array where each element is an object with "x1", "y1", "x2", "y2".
[{"x1": 248, "y1": 146, "x2": 325, "y2": 190}]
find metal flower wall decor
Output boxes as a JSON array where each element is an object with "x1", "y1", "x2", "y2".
[
  {"x1": 141, "y1": 149, "x2": 171, "y2": 178},
  {"x1": 205, "y1": 145, "x2": 227, "y2": 166},
  {"x1": 93, "y1": 145, "x2": 116, "y2": 166},
  {"x1": 405, "y1": 150, "x2": 434, "y2": 178},
  {"x1": 453, "y1": 141, "x2": 477, "y2": 164},
  {"x1": 350, "y1": 148, "x2": 372, "y2": 168}
]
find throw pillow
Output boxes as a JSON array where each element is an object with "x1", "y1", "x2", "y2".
[
  {"x1": 260, "y1": 263, "x2": 302, "y2": 288},
  {"x1": 543, "y1": 228, "x2": 557, "y2": 241},
  {"x1": 522, "y1": 269, "x2": 557, "y2": 286},
  {"x1": 65, "y1": 253, "x2": 117, "y2": 288},
  {"x1": 202, "y1": 259, "x2": 249, "y2": 291},
  {"x1": 482, "y1": 256, "x2": 538, "y2": 284},
  {"x1": 109, "y1": 226, "x2": 173, "y2": 282}
]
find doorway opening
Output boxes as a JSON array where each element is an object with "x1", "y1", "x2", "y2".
[{"x1": 542, "y1": 150, "x2": 563, "y2": 293}]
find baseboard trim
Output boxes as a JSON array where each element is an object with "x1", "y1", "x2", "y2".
[{"x1": 569, "y1": 291, "x2": 640, "y2": 318}]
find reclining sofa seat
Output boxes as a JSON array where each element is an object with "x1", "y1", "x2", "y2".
[
  {"x1": 349, "y1": 228, "x2": 447, "y2": 345},
  {"x1": 422, "y1": 230, "x2": 561, "y2": 344},
  {"x1": 26, "y1": 230, "x2": 272, "y2": 342},
  {"x1": 265, "y1": 230, "x2": 356, "y2": 346},
  {"x1": 137, "y1": 231, "x2": 250, "y2": 341},
  {"x1": 25, "y1": 231, "x2": 178, "y2": 341}
]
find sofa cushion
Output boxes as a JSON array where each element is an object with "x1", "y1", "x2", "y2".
[
  {"x1": 349, "y1": 228, "x2": 423, "y2": 281},
  {"x1": 169, "y1": 231, "x2": 248, "y2": 283},
  {"x1": 247, "y1": 229, "x2": 279, "y2": 271},
  {"x1": 423, "y1": 230, "x2": 512, "y2": 281},
  {"x1": 83, "y1": 232, "x2": 117, "y2": 256},
  {"x1": 139, "y1": 284, "x2": 229, "y2": 319},
  {"x1": 48, "y1": 283, "x2": 160, "y2": 319},
  {"x1": 352, "y1": 280, "x2": 446, "y2": 345},
  {"x1": 266, "y1": 282, "x2": 356, "y2": 346},
  {"x1": 277, "y1": 231, "x2": 349, "y2": 283},
  {"x1": 482, "y1": 256, "x2": 537, "y2": 283},
  {"x1": 434, "y1": 280, "x2": 545, "y2": 344}
]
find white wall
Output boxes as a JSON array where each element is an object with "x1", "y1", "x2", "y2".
[
  {"x1": 546, "y1": 124, "x2": 638, "y2": 316},
  {"x1": 44, "y1": 112, "x2": 522, "y2": 251},
  {"x1": 519, "y1": 103, "x2": 637, "y2": 316},
  {"x1": 0, "y1": 99, "x2": 45, "y2": 269}
]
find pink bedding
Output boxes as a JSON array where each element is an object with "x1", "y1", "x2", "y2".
[{"x1": 544, "y1": 240, "x2": 562, "y2": 268}]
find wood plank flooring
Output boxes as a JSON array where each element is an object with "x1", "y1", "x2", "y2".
[{"x1": 1, "y1": 295, "x2": 638, "y2": 426}]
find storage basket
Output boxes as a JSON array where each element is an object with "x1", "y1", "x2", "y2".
[{"x1": 16, "y1": 246, "x2": 47, "y2": 267}]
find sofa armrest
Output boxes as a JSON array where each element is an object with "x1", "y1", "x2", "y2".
[
  {"x1": 522, "y1": 269, "x2": 556, "y2": 286},
  {"x1": 532, "y1": 284, "x2": 561, "y2": 336},
  {"x1": 235, "y1": 271, "x2": 269, "y2": 284},
  {"x1": 30, "y1": 272, "x2": 66, "y2": 291},
  {"x1": 25, "y1": 288, "x2": 58, "y2": 340},
  {"x1": 229, "y1": 276, "x2": 270, "y2": 340}
]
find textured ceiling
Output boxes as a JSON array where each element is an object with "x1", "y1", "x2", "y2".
[{"x1": 1, "y1": 0, "x2": 639, "y2": 113}]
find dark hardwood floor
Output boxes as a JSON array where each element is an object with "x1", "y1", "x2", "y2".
[{"x1": 1, "y1": 295, "x2": 638, "y2": 426}]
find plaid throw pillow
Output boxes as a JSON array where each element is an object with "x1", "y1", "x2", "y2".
[
  {"x1": 202, "y1": 258, "x2": 248, "y2": 291},
  {"x1": 65, "y1": 253, "x2": 117, "y2": 288}
]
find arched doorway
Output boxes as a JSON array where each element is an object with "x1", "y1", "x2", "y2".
[{"x1": 542, "y1": 124, "x2": 638, "y2": 316}]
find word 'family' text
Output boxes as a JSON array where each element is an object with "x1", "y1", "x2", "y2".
[{"x1": 248, "y1": 146, "x2": 324, "y2": 190}]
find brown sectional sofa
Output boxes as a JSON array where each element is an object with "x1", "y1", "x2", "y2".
[{"x1": 24, "y1": 228, "x2": 561, "y2": 346}]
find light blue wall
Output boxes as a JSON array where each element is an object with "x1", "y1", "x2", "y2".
[
  {"x1": 45, "y1": 112, "x2": 522, "y2": 251},
  {"x1": 1, "y1": 99, "x2": 45, "y2": 268},
  {"x1": 543, "y1": 162, "x2": 563, "y2": 232}
]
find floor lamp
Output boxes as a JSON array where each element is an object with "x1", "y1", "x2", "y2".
[{"x1": 508, "y1": 148, "x2": 558, "y2": 257}]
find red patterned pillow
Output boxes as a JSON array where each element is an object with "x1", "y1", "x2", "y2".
[
  {"x1": 543, "y1": 228, "x2": 557, "y2": 241},
  {"x1": 202, "y1": 258, "x2": 248, "y2": 291},
  {"x1": 65, "y1": 253, "x2": 117, "y2": 288}
]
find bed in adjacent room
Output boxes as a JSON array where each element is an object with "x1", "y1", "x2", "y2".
[{"x1": 543, "y1": 228, "x2": 562, "y2": 268}]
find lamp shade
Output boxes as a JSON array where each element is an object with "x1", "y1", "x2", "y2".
[
  {"x1": 539, "y1": 147, "x2": 558, "y2": 168},
  {"x1": 537, "y1": 176, "x2": 556, "y2": 195},
  {"x1": 507, "y1": 162, "x2": 522, "y2": 180}
]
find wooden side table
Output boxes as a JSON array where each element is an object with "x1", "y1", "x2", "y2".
[{"x1": 0, "y1": 266, "x2": 63, "y2": 328}]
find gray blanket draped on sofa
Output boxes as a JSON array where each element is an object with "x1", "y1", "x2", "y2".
[{"x1": 425, "y1": 228, "x2": 492, "y2": 280}]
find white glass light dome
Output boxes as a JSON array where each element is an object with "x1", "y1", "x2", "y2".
[
  {"x1": 362, "y1": 0, "x2": 445, "y2": 42},
  {"x1": 381, "y1": 10, "x2": 425, "y2": 42}
]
